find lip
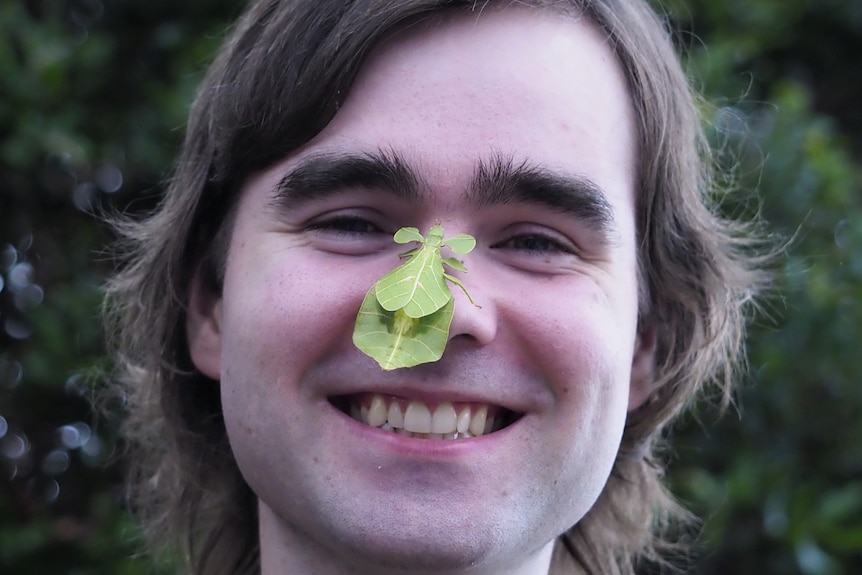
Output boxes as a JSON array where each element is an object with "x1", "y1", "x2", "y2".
[{"x1": 308, "y1": 355, "x2": 548, "y2": 415}]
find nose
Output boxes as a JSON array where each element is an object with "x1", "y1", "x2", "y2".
[{"x1": 445, "y1": 266, "x2": 497, "y2": 347}]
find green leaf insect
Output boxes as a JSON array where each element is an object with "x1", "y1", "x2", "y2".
[
  {"x1": 353, "y1": 289, "x2": 454, "y2": 370},
  {"x1": 352, "y1": 224, "x2": 478, "y2": 370},
  {"x1": 374, "y1": 224, "x2": 477, "y2": 319}
]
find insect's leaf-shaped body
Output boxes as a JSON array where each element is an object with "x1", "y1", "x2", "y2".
[
  {"x1": 353, "y1": 287, "x2": 454, "y2": 370},
  {"x1": 422, "y1": 224, "x2": 446, "y2": 247},
  {"x1": 354, "y1": 225, "x2": 479, "y2": 369},
  {"x1": 374, "y1": 248, "x2": 451, "y2": 318}
]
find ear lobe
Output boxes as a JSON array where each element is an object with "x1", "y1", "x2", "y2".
[
  {"x1": 186, "y1": 271, "x2": 223, "y2": 380},
  {"x1": 628, "y1": 323, "x2": 657, "y2": 411}
]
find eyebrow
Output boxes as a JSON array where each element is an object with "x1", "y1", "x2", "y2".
[
  {"x1": 469, "y1": 155, "x2": 618, "y2": 242},
  {"x1": 271, "y1": 150, "x2": 618, "y2": 241},
  {"x1": 272, "y1": 149, "x2": 421, "y2": 210}
]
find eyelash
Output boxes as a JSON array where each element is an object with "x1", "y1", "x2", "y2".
[
  {"x1": 494, "y1": 232, "x2": 575, "y2": 255},
  {"x1": 309, "y1": 217, "x2": 577, "y2": 258},
  {"x1": 308, "y1": 216, "x2": 383, "y2": 235}
]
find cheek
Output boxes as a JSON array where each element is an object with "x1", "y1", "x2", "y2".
[
  {"x1": 217, "y1": 255, "x2": 374, "y2": 473},
  {"x1": 513, "y1": 281, "x2": 637, "y2": 444},
  {"x1": 219, "y1": 254, "x2": 372, "y2": 387},
  {"x1": 503, "y1": 291, "x2": 636, "y2": 534},
  {"x1": 522, "y1": 284, "x2": 637, "y2": 382}
]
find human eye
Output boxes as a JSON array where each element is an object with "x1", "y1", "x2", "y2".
[
  {"x1": 303, "y1": 212, "x2": 394, "y2": 256},
  {"x1": 308, "y1": 215, "x2": 383, "y2": 236},
  {"x1": 489, "y1": 225, "x2": 586, "y2": 274},
  {"x1": 492, "y1": 230, "x2": 576, "y2": 256}
]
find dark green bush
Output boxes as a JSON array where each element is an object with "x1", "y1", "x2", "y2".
[{"x1": 1, "y1": 1, "x2": 859, "y2": 573}]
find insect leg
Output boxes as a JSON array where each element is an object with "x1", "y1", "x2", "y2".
[{"x1": 442, "y1": 273, "x2": 480, "y2": 308}]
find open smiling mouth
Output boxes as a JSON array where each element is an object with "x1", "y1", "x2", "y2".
[{"x1": 331, "y1": 393, "x2": 520, "y2": 440}]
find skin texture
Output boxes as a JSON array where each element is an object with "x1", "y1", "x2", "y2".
[{"x1": 187, "y1": 8, "x2": 656, "y2": 575}]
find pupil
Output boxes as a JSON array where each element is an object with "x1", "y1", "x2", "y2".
[{"x1": 519, "y1": 236, "x2": 549, "y2": 251}]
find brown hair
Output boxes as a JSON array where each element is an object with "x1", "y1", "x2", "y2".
[{"x1": 103, "y1": 1, "x2": 767, "y2": 574}]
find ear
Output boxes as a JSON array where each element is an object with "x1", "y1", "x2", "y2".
[
  {"x1": 628, "y1": 323, "x2": 657, "y2": 411},
  {"x1": 186, "y1": 269, "x2": 223, "y2": 380}
]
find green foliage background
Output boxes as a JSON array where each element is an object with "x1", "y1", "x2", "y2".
[{"x1": 1, "y1": 0, "x2": 860, "y2": 573}]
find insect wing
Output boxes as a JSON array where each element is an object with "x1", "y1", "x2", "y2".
[
  {"x1": 353, "y1": 288, "x2": 454, "y2": 370},
  {"x1": 375, "y1": 247, "x2": 451, "y2": 318}
]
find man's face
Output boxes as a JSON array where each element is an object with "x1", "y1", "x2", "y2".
[{"x1": 188, "y1": 8, "x2": 655, "y2": 574}]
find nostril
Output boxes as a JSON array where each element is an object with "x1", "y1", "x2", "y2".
[{"x1": 445, "y1": 293, "x2": 496, "y2": 346}]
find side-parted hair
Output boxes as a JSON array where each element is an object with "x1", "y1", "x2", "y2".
[{"x1": 103, "y1": 1, "x2": 767, "y2": 574}]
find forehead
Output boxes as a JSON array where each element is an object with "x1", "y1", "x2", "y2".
[{"x1": 303, "y1": 7, "x2": 636, "y2": 193}]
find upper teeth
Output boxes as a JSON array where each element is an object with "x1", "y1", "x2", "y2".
[{"x1": 350, "y1": 394, "x2": 500, "y2": 439}]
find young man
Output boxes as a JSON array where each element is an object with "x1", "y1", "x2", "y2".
[{"x1": 105, "y1": 1, "x2": 764, "y2": 574}]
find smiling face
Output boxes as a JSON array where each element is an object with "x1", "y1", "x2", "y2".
[{"x1": 187, "y1": 8, "x2": 655, "y2": 575}]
